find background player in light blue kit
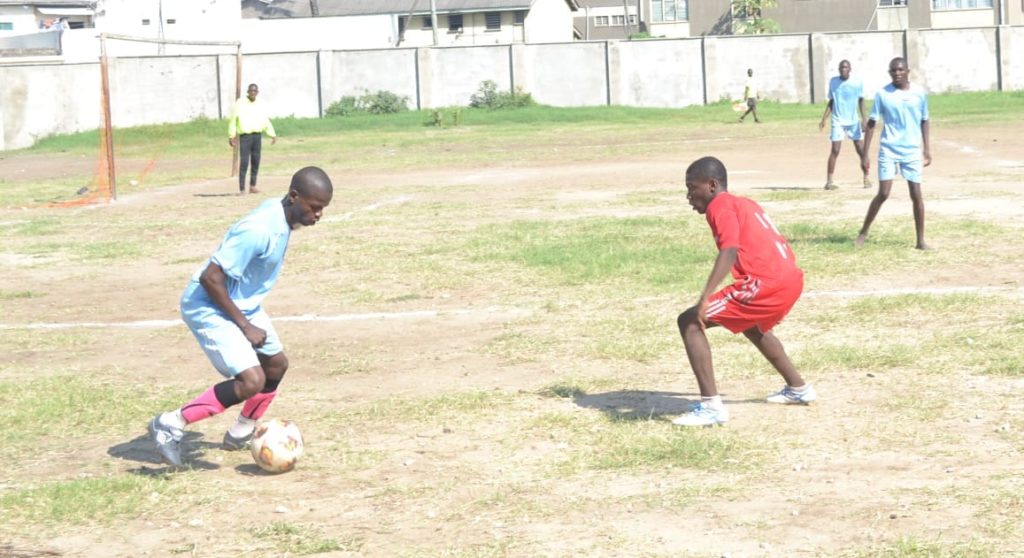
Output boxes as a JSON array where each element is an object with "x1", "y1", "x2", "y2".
[
  {"x1": 819, "y1": 60, "x2": 871, "y2": 190},
  {"x1": 856, "y1": 57, "x2": 932, "y2": 250}
]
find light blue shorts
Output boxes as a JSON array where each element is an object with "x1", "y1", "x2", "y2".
[
  {"x1": 878, "y1": 152, "x2": 923, "y2": 183},
  {"x1": 181, "y1": 303, "x2": 283, "y2": 378},
  {"x1": 830, "y1": 122, "x2": 863, "y2": 142}
]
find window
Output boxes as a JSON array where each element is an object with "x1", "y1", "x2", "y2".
[
  {"x1": 612, "y1": 15, "x2": 624, "y2": 25},
  {"x1": 879, "y1": 0, "x2": 908, "y2": 5},
  {"x1": 594, "y1": 15, "x2": 609, "y2": 26},
  {"x1": 651, "y1": 0, "x2": 688, "y2": 22},
  {"x1": 398, "y1": 16, "x2": 406, "y2": 39},
  {"x1": 422, "y1": 16, "x2": 432, "y2": 29},
  {"x1": 931, "y1": 0, "x2": 991, "y2": 7},
  {"x1": 166, "y1": 18, "x2": 176, "y2": 24},
  {"x1": 0, "y1": 22, "x2": 12, "y2": 30},
  {"x1": 142, "y1": 18, "x2": 150, "y2": 25},
  {"x1": 514, "y1": 10, "x2": 526, "y2": 24},
  {"x1": 485, "y1": 11, "x2": 501, "y2": 30},
  {"x1": 448, "y1": 13, "x2": 463, "y2": 32}
]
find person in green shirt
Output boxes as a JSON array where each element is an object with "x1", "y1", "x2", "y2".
[{"x1": 228, "y1": 83, "x2": 277, "y2": 194}]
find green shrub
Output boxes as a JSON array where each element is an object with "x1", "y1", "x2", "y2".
[
  {"x1": 469, "y1": 80, "x2": 535, "y2": 110},
  {"x1": 325, "y1": 96, "x2": 359, "y2": 117},
  {"x1": 362, "y1": 90, "x2": 409, "y2": 114},
  {"x1": 325, "y1": 91, "x2": 409, "y2": 117}
]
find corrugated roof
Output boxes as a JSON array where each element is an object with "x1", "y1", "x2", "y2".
[{"x1": 242, "y1": 0, "x2": 577, "y2": 19}]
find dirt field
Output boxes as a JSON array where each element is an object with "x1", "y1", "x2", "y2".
[{"x1": 1, "y1": 121, "x2": 1023, "y2": 557}]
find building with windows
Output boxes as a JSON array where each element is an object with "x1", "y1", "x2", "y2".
[
  {"x1": 0, "y1": 0, "x2": 94, "y2": 36},
  {"x1": 241, "y1": 0, "x2": 580, "y2": 50},
  {"x1": 574, "y1": 0, "x2": 1022, "y2": 41}
]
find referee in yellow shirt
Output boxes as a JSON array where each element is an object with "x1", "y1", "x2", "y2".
[{"x1": 228, "y1": 83, "x2": 277, "y2": 194}]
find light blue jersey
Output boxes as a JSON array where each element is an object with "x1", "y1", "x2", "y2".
[
  {"x1": 181, "y1": 199, "x2": 291, "y2": 323},
  {"x1": 870, "y1": 83, "x2": 929, "y2": 161},
  {"x1": 828, "y1": 75, "x2": 863, "y2": 126}
]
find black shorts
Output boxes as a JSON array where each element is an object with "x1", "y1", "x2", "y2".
[{"x1": 746, "y1": 98, "x2": 757, "y2": 109}]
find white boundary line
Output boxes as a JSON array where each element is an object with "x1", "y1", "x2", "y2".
[
  {"x1": 321, "y1": 195, "x2": 413, "y2": 223},
  {"x1": 0, "y1": 308, "x2": 502, "y2": 331}
]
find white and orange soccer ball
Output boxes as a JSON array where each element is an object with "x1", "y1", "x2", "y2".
[{"x1": 250, "y1": 418, "x2": 304, "y2": 474}]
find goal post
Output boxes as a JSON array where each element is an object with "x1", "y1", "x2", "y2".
[{"x1": 91, "y1": 33, "x2": 242, "y2": 203}]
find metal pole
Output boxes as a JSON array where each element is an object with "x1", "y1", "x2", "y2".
[
  {"x1": 586, "y1": 5, "x2": 590, "y2": 40},
  {"x1": 430, "y1": 0, "x2": 439, "y2": 45},
  {"x1": 231, "y1": 44, "x2": 241, "y2": 178},
  {"x1": 99, "y1": 34, "x2": 117, "y2": 200}
]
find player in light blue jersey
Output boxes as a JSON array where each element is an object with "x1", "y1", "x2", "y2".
[
  {"x1": 149, "y1": 167, "x2": 333, "y2": 467},
  {"x1": 856, "y1": 57, "x2": 931, "y2": 250},
  {"x1": 819, "y1": 60, "x2": 871, "y2": 190}
]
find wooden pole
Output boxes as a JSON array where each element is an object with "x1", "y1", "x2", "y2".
[
  {"x1": 231, "y1": 44, "x2": 242, "y2": 178},
  {"x1": 99, "y1": 34, "x2": 117, "y2": 200}
]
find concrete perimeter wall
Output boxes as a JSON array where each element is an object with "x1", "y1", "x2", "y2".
[{"x1": 2, "y1": 25, "x2": 1022, "y2": 150}]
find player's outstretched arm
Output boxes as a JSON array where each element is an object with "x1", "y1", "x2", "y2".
[{"x1": 199, "y1": 262, "x2": 267, "y2": 347}]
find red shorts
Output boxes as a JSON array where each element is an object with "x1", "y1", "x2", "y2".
[{"x1": 705, "y1": 271, "x2": 803, "y2": 334}]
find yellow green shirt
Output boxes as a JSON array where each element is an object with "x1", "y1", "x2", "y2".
[{"x1": 228, "y1": 97, "x2": 276, "y2": 138}]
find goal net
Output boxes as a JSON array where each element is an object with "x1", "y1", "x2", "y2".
[{"x1": 53, "y1": 33, "x2": 241, "y2": 207}]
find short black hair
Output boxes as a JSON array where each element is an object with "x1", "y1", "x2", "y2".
[
  {"x1": 686, "y1": 156, "x2": 728, "y2": 191},
  {"x1": 290, "y1": 166, "x2": 333, "y2": 197}
]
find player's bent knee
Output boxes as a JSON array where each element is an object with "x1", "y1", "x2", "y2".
[
  {"x1": 677, "y1": 308, "x2": 701, "y2": 332},
  {"x1": 260, "y1": 352, "x2": 289, "y2": 379},
  {"x1": 235, "y1": 368, "x2": 267, "y2": 399}
]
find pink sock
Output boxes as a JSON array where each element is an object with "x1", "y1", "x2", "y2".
[
  {"x1": 180, "y1": 386, "x2": 227, "y2": 424},
  {"x1": 241, "y1": 390, "x2": 278, "y2": 420}
]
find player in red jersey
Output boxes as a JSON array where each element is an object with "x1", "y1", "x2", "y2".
[{"x1": 673, "y1": 156, "x2": 816, "y2": 427}]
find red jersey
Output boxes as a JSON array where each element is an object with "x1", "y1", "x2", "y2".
[{"x1": 705, "y1": 192, "x2": 800, "y2": 284}]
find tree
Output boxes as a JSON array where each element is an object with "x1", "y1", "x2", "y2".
[{"x1": 731, "y1": 0, "x2": 780, "y2": 34}]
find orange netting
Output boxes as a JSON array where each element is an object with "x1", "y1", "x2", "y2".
[{"x1": 49, "y1": 93, "x2": 114, "y2": 208}]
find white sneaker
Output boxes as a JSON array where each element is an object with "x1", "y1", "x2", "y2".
[
  {"x1": 222, "y1": 429, "x2": 253, "y2": 451},
  {"x1": 766, "y1": 384, "x2": 817, "y2": 405},
  {"x1": 149, "y1": 414, "x2": 184, "y2": 467},
  {"x1": 672, "y1": 403, "x2": 729, "y2": 427}
]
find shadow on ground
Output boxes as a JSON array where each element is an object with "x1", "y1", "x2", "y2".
[
  {"x1": 108, "y1": 432, "x2": 221, "y2": 473},
  {"x1": 568, "y1": 390, "x2": 765, "y2": 421}
]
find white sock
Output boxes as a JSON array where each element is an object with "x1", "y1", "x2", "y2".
[
  {"x1": 790, "y1": 384, "x2": 809, "y2": 393},
  {"x1": 162, "y1": 409, "x2": 186, "y2": 430},
  {"x1": 702, "y1": 395, "x2": 724, "y2": 410},
  {"x1": 227, "y1": 416, "x2": 257, "y2": 438}
]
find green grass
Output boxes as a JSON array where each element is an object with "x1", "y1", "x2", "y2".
[
  {"x1": 0, "y1": 289, "x2": 39, "y2": 300},
  {"x1": 0, "y1": 375, "x2": 185, "y2": 451},
  {"x1": 0, "y1": 474, "x2": 174, "y2": 526},
  {"x1": 335, "y1": 390, "x2": 512, "y2": 424},
  {"x1": 250, "y1": 521, "x2": 361, "y2": 555},
  {"x1": 534, "y1": 411, "x2": 757, "y2": 473},
  {"x1": 469, "y1": 217, "x2": 711, "y2": 291}
]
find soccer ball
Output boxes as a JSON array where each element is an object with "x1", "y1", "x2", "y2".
[{"x1": 250, "y1": 418, "x2": 304, "y2": 474}]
